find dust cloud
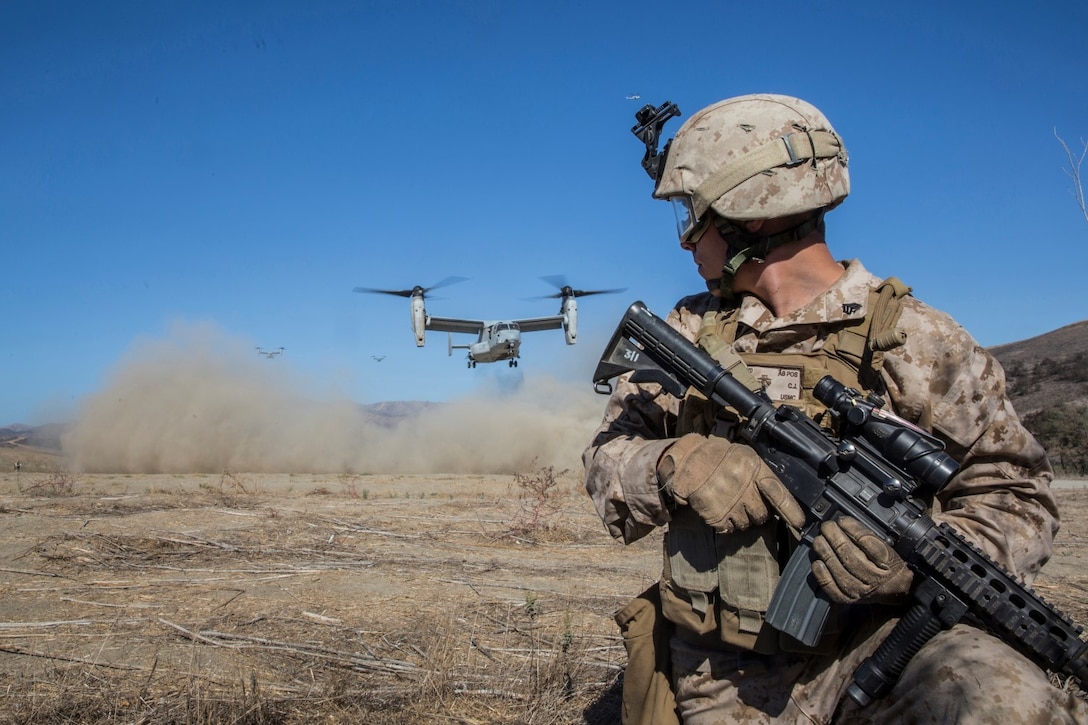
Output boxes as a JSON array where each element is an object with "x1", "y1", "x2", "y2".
[{"x1": 62, "y1": 322, "x2": 609, "y2": 475}]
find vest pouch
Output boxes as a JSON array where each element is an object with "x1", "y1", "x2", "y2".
[
  {"x1": 715, "y1": 524, "x2": 780, "y2": 636},
  {"x1": 665, "y1": 508, "x2": 781, "y2": 638},
  {"x1": 664, "y1": 506, "x2": 720, "y2": 594}
]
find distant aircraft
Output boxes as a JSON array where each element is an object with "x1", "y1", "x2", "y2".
[
  {"x1": 372, "y1": 355, "x2": 387, "y2": 362},
  {"x1": 626, "y1": 93, "x2": 641, "y2": 100},
  {"x1": 257, "y1": 347, "x2": 285, "y2": 359},
  {"x1": 355, "y1": 276, "x2": 624, "y2": 368}
]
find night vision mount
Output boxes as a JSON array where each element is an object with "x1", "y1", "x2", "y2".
[{"x1": 631, "y1": 101, "x2": 681, "y2": 182}]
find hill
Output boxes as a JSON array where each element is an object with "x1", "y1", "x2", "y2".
[
  {"x1": 360, "y1": 400, "x2": 442, "y2": 429},
  {"x1": 989, "y1": 319, "x2": 1088, "y2": 416},
  {"x1": 987, "y1": 319, "x2": 1088, "y2": 475}
]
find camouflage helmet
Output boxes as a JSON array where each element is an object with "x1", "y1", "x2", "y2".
[{"x1": 653, "y1": 94, "x2": 850, "y2": 225}]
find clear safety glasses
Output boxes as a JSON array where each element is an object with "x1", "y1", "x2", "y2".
[
  {"x1": 670, "y1": 196, "x2": 697, "y2": 241},
  {"x1": 671, "y1": 195, "x2": 710, "y2": 246}
]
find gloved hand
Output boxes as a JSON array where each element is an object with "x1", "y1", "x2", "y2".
[
  {"x1": 657, "y1": 434, "x2": 805, "y2": 534},
  {"x1": 811, "y1": 516, "x2": 914, "y2": 604}
]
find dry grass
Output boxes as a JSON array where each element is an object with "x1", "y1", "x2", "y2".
[
  {"x1": 1, "y1": 462, "x2": 1086, "y2": 723},
  {"x1": 0, "y1": 468, "x2": 654, "y2": 724}
]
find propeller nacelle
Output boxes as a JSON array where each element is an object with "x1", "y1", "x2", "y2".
[
  {"x1": 410, "y1": 295, "x2": 426, "y2": 346},
  {"x1": 538, "y1": 276, "x2": 626, "y2": 345},
  {"x1": 561, "y1": 295, "x2": 578, "y2": 345}
]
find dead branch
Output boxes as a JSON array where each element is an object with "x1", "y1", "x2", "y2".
[
  {"x1": 452, "y1": 687, "x2": 530, "y2": 700},
  {"x1": 0, "y1": 644, "x2": 145, "y2": 670},
  {"x1": 301, "y1": 610, "x2": 342, "y2": 625},
  {"x1": 59, "y1": 596, "x2": 159, "y2": 609},
  {"x1": 158, "y1": 618, "x2": 232, "y2": 646},
  {"x1": 158, "y1": 619, "x2": 423, "y2": 678},
  {"x1": 0, "y1": 619, "x2": 95, "y2": 628},
  {"x1": 1055, "y1": 127, "x2": 1088, "y2": 223},
  {"x1": 438, "y1": 577, "x2": 540, "y2": 593},
  {"x1": 313, "y1": 515, "x2": 424, "y2": 538},
  {"x1": 0, "y1": 566, "x2": 72, "y2": 579}
]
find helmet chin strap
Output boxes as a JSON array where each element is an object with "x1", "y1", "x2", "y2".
[{"x1": 712, "y1": 211, "x2": 825, "y2": 302}]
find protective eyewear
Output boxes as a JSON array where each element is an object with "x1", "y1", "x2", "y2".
[{"x1": 671, "y1": 196, "x2": 703, "y2": 244}]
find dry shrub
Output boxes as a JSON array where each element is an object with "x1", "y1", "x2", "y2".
[
  {"x1": 197, "y1": 469, "x2": 262, "y2": 505},
  {"x1": 22, "y1": 468, "x2": 80, "y2": 496},
  {"x1": 337, "y1": 473, "x2": 367, "y2": 498},
  {"x1": 506, "y1": 463, "x2": 570, "y2": 541},
  {"x1": 218, "y1": 469, "x2": 260, "y2": 495}
]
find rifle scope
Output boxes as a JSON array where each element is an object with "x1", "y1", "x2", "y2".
[{"x1": 814, "y1": 376, "x2": 959, "y2": 497}]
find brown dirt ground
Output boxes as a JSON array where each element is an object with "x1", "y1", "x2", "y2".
[{"x1": 1, "y1": 462, "x2": 1086, "y2": 724}]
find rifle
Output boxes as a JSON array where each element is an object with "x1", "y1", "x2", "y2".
[{"x1": 592, "y1": 300, "x2": 1088, "y2": 706}]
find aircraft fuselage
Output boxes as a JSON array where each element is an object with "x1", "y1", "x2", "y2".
[{"x1": 467, "y1": 322, "x2": 521, "y2": 365}]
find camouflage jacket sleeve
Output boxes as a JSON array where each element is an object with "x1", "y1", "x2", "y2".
[
  {"x1": 581, "y1": 296, "x2": 712, "y2": 544},
  {"x1": 881, "y1": 298, "x2": 1058, "y2": 582}
]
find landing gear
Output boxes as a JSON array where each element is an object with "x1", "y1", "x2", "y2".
[{"x1": 508, "y1": 359, "x2": 518, "y2": 368}]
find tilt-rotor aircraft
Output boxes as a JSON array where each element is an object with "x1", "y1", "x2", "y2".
[{"x1": 354, "y1": 276, "x2": 624, "y2": 368}]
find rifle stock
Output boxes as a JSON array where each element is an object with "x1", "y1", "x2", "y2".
[{"x1": 593, "y1": 301, "x2": 1088, "y2": 706}]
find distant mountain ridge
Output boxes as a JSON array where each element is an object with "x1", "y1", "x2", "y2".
[
  {"x1": 357, "y1": 400, "x2": 442, "y2": 429},
  {"x1": 0, "y1": 422, "x2": 68, "y2": 452}
]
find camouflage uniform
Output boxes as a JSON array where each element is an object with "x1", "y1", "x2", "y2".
[{"x1": 584, "y1": 260, "x2": 1086, "y2": 723}]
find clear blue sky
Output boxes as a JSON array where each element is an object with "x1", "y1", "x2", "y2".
[{"x1": 3, "y1": 0, "x2": 1086, "y2": 426}]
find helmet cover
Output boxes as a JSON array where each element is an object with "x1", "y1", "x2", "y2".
[{"x1": 653, "y1": 94, "x2": 849, "y2": 221}]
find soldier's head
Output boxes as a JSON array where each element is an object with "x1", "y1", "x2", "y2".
[{"x1": 651, "y1": 94, "x2": 850, "y2": 298}]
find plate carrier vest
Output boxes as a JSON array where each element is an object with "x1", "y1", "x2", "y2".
[{"x1": 661, "y1": 277, "x2": 911, "y2": 653}]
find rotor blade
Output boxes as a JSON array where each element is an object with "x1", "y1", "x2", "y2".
[
  {"x1": 540, "y1": 275, "x2": 570, "y2": 290},
  {"x1": 570, "y1": 287, "x2": 628, "y2": 298},
  {"x1": 425, "y1": 276, "x2": 469, "y2": 294},
  {"x1": 353, "y1": 287, "x2": 415, "y2": 297},
  {"x1": 354, "y1": 276, "x2": 468, "y2": 298},
  {"x1": 535, "y1": 275, "x2": 628, "y2": 298}
]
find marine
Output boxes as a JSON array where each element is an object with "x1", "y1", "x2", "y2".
[{"x1": 583, "y1": 93, "x2": 1088, "y2": 723}]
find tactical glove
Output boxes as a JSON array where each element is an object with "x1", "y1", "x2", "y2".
[
  {"x1": 811, "y1": 516, "x2": 914, "y2": 604},
  {"x1": 657, "y1": 434, "x2": 805, "y2": 534}
]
